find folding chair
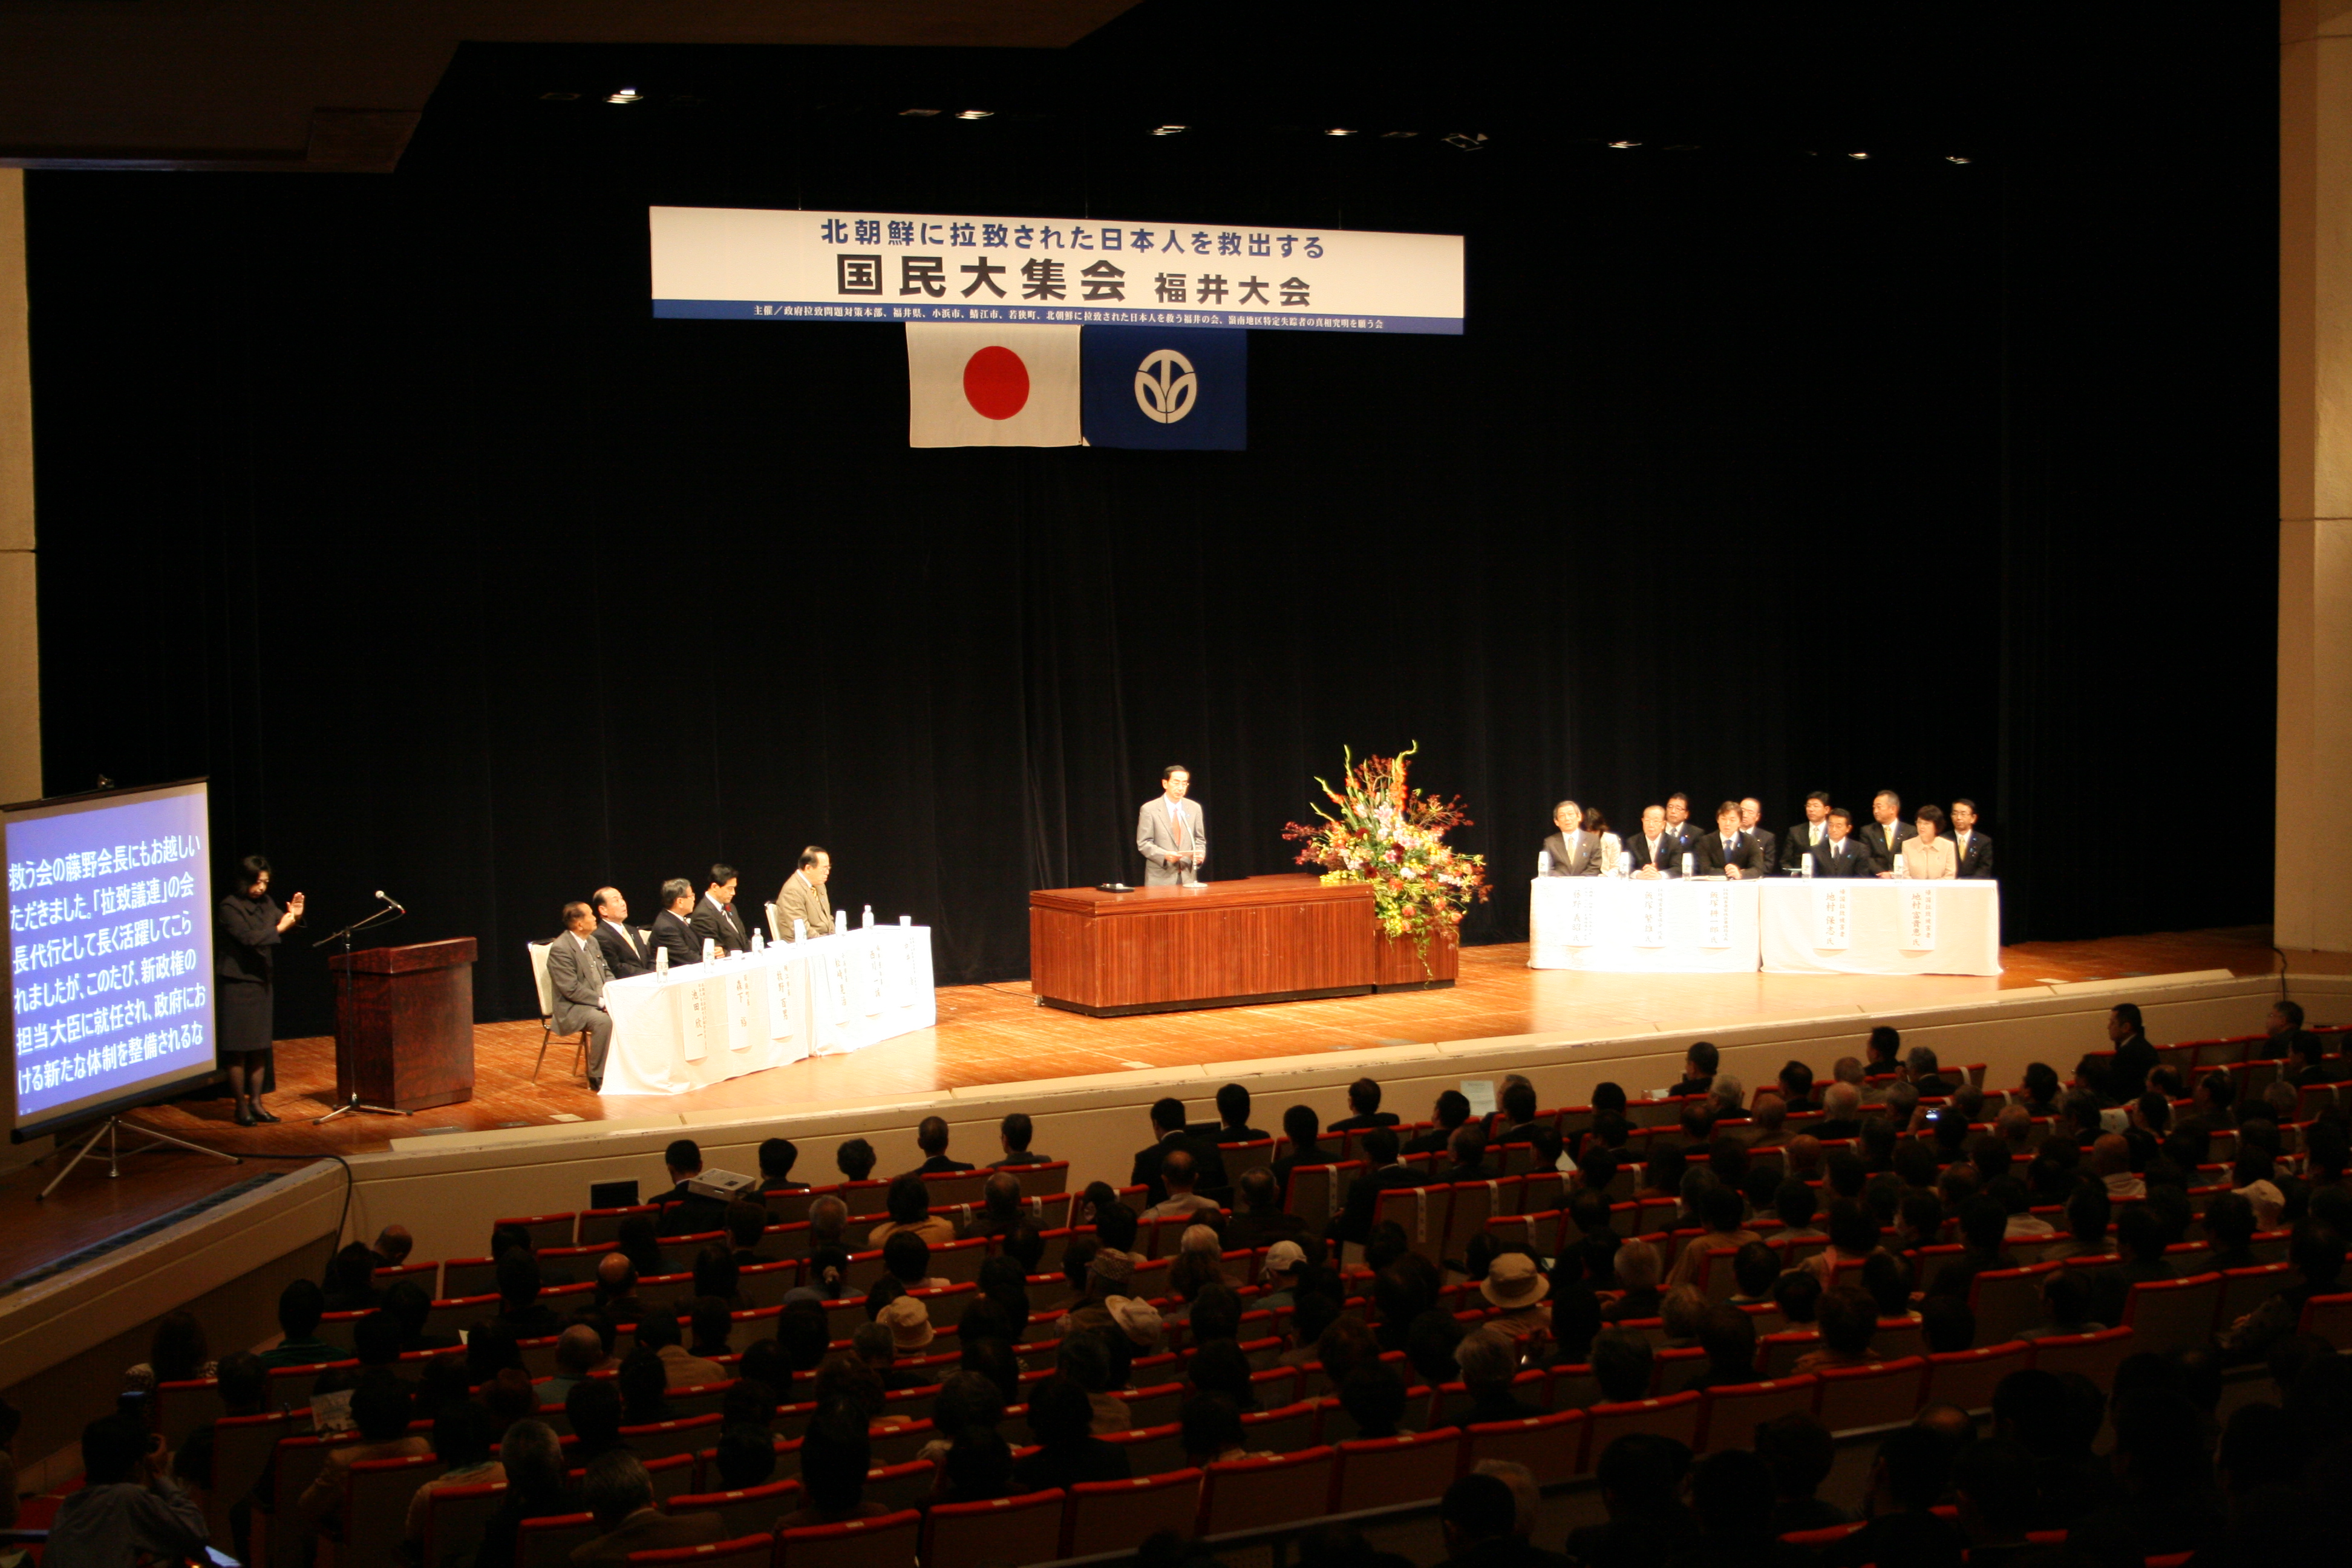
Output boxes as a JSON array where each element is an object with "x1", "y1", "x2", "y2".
[
  {"x1": 497, "y1": 1212, "x2": 581, "y2": 1250},
  {"x1": 664, "y1": 1478, "x2": 801, "y2": 1539},
  {"x1": 1693, "y1": 1378, "x2": 1818, "y2": 1452},
  {"x1": 1120, "y1": 1383, "x2": 1186, "y2": 1430},
  {"x1": 2122, "y1": 1273, "x2": 2225, "y2": 1355},
  {"x1": 628, "y1": 1533, "x2": 776, "y2": 1568},
  {"x1": 1196, "y1": 1447, "x2": 1340, "y2": 1536},
  {"x1": 1331, "y1": 1429, "x2": 1462, "y2": 1512},
  {"x1": 1460, "y1": 1410, "x2": 1588, "y2": 1487},
  {"x1": 1236, "y1": 1401, "x2": 1319, "y2": 1455},
  {"x1": 440, "y1": 1257, "x2": 504, "y2": 1300},
  {"x1": 1812, "y1": 1357, "x2": 1929, "y2": 1434},
  {"x1": 514, "y1": 1513, "x2": 598, "y2": 1568},
  {"x1": 921, "y1": 1171, "x2": 991, "y2": 1209},
  {"x1": 1756, "y1": 1331, "x2": 1817, "y2": 1380},
  {"x1": 2219, "y1": 1263, "x2": 2293, "y2": 1329},
  {"x1": 1967, "y1": 1262, "x2": 2060, "y2": 1347},
  {"x1": 579, "y1": 1206, "x2": 662, "y2": 1247},
  {"x1": 1008, "y1": 1161, "x2": 1071, "y2": 1200},
  {"x1": 618, "y1": 1414, "x2": 726, "y2": 1463},
  {"x1": 1100, "y1": 1422, "x2": 1186, "y2": 1478},
  {"x1": 342, "y1": 1454, "x2": 446, "y2": 1568},
  {"x1": 1062, "y1": 1469, "x2": 1206, "y2": 1557},
  {"x1": 1440, "y1": 1181, "x2": 1500, "y2": 1269},
  {"x1": 921, "y1": 1489, "x2": 1065, "y2": 1568},
  {"x1": 1282, "y1": 1163, "x2": 1355, "y2": 1226},
  {"x1": 774, "y1": 1510, "x2": 921, "y2": 1568},
  {"x1": 2298, "y1": 1291, "x2": 2352, "y2": 1350},
  {"x1": 862, "y1": 1462, "x2": 936, "y2": 1513},
  {"x1": 155, "y1": 1378, "x2": 226, "y2": 1455}
]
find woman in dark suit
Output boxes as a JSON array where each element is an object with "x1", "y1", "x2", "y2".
[{"x1": 216, "y1": 854, "x2": 302, "y2": 1125}]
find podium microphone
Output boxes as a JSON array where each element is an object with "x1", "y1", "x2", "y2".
[{"x1": 376, "y1": 890, "x2": 405, "y2": 913}]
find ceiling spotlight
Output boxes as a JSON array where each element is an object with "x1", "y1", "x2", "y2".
[
  {"x1": 606, "y1": 87, "x2": 643, "y2": 105},
  {"x1": 1606, "y1": 139, "x2": 1641, "y2": 149},
  {"x1": 1846, "y1": 150, "x2": 1870, "y2": 160},
  {"x1": 1380, "y1": 130, "x2": 1419, "y2": 139},
  {"x1": 538, "y1": 91, "x2": 580, "y2": 102},
  {"x1": 956, "y1": 109, "x2": 993, "y2": 120},
  {"x1": 1945, "y1": 154, "x2": 1972, "y2": 164},
  {"x1": 1443, "y1": 132, "x2": 1489, "y2": 152},
  {"x1": 1151, "y1": 124, "x2": 1187, "y2": 136},
  {"x1": 1325, "y1": 127, "x2": 1357, "y2": 137},
  {"x1": 900, "y1": 108, "x2": 941, "y2": 118}
]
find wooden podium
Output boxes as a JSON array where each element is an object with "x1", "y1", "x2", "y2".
[
  {"x1": 1028, "y1": 874, "x2": 1457, "y2": 1017},
  {"x1": 327, "y1": 938, "x2": 477, "y2": 1111}
]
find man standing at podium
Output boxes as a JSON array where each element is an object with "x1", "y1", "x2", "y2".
[{"x1": 1137, "y1": 765, "x2": 1206, "y2": 886}]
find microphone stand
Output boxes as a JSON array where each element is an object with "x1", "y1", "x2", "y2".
[{"x1": 312, "y1": 898, "x2": 411, "y2": 1125}]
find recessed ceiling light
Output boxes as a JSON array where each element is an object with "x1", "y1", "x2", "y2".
[
  {"x1": 1606, "y1": 140, "x2": 1641, "y2": 149},
  {"x1": 1946, "y1": 154, "x2": 1972, "y2": 164},
  {"x1": 1847, "y1": 150, "x2": 1870, "y2": 160},
  {"x1": 1380, "y1": 130, "x2": 1419, "y2": 139},
  {"x1": 1151, "y1": 124, "x2": 1187, "y2": 136},
  {"x1": 956, "y1": 109, "x2": 993, "y2": 120},
  {"x1": 1443, "y1": 132, "x2": 1489, "y2": 151},
  {"x1": 539, "y1": 91, "x2": 580, "y2": 102},
  {"x1": 606, "y1": 87, "x2": 643, "y2": 105},
  {"x1": 1325, "y1": 127, "x2": 1357, "y2": 137},
  {"x1": 900, "y1": 108, "x2": 941, "y2": 118}
]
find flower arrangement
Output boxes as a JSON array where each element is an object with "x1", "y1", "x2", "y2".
[{"x1": 1282, "y1": 741, "x2": 1490, "y2": 962}]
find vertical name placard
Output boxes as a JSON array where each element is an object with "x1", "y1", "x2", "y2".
[
  {"x1": 1634, "y1": 884, "x2": 1670, "y2": 947},
  {"x1": 1903, "y1": 886, "x2": 1938, "y2": 951},
  {"x1": 1814, "y1": 886, "x2": 1852, "y2": 950}
]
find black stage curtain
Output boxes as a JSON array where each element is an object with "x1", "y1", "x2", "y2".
[{"x1": 24, "y1": 19, "x2": 2276, "y2": 1037}]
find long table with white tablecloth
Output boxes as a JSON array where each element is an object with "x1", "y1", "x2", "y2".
[
  {"x1": 1529, "y1": 876, "x2": 2003, "y2": 976},
  {"x1": 1759, "y1": 878, "x2": 2002, "y2": 976},
  {"x1": 598, "y1": 924, "x2": 936, "y2": 1095},
  {"x1": 1527, "y1": 877, "x2": 1762, "y2": 972}
]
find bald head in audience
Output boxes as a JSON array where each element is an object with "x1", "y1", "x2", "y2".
[{"x1": 373, "y1": 1225, "x2": 413, "y2": 1266}]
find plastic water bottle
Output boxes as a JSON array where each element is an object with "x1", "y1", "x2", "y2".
[
  {"x1": 792, "y1": 917, "x2": 808, "y2": 942},
  {"x1": 1681, "y1": 852, "x2": 1694, "y2": 878},
  {"x1": 1537, "y1": 849, "x2": 1552, "y2": 875},
  {"x1": 900, "y1": 915, "x2": 912, "y2": 926},
  {"x1": 751, "y1": 930, "x2": 765, "y2": 953},
  {"x1": 862, "y1": 904, "x2": 874, "y2": 929},
  {"x1": 1800, "y1": 854, "x2": 1814, "y2": 880},
  {"x1": 702, "y1": 938, "x2": 716, "y2": 962},
  {"x1": 1618, "y1": 852, "x2": 1632, "y2": 877},
  {"x1": 655, "y1": 945, "x2": 669, "y2": 975}
]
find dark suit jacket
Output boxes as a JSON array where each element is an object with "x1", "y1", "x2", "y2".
[
  {"x1": 1808, "y1": 837, "x2": 1876, "y2": 878},
  {"x1": 1541, "y1": 831, "x2": 1604, "y2": 877},
  {"x1": 1749, "y1": 826, "x2": 1779, "y2": 874},
  {"x1": 1328, "y1": 1112, "x2": 1400, "y2": 1133},
  {"x1": 1693, "y1": 829, "x2": 1763, "y2": 878},
  {"x1": 595, "y1": 921, "x2": 655, "y2": 979},
  {"x1": 690, "y1": 895, "x2": 751, "y2": 955},
  {"x1": 1782, "y1": 821, "x2": 1830, "y2": 872},
  {"x1": 915, "y1": 1155, "x2": 976, "y2": 1174},
  {"x1": 650, "y1": 909, "x2": 702, "y2": 969},
  {"x1": 1330, "y1": 1162, "x2": 1432, "y2": 1244},
  {"x1": 1861, "y1": 820, "x2": 1917, "y2": 874},
  {"x1": 1129, "y1": 1131, "x2": 1229, "y2": 1204},
  {"x1": 1625, "y1": 832, "x2": 1682, "y2": 876},
  {"x1": 1952, "y1": 831, "x2": 1995, "y2": 879},
  {"x1": 1401, "y1": 1125, "x2": 1459, "y2": 1155},
  {"x1": 994, "y1": 1151, "x2": 1054, "y2": 1168},
  {"x1": 655, "y1": 1181, "x2": 730, "y2": 1237},
  {"x1": 1270, "y1": 1142, "x2": 1334, "y2": 1196},
  {"x1": 1223, "y1": 1209, "x2": 1311, "y2": 1250}
]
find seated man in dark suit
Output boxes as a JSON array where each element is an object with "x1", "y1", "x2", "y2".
[
  {"x1": 1328, "y1": 1076, "x2": 1401, "y2": 1134},
  {"x1": 654, "y1": 1139, "x2": 730, "y2": 1236},
  {"x1": 494, "y1": 1251, "x2": 563, "y2": 1340},
  {"x1": 1781, "y1": 792, "x2": 1834, "y2": 872},
  {"x1": 687, "y1": 863, "x2": 752, "y2": 956},
  {"x1": 993, "y1": 1112, "x2": 1053, "y2": 1168},
  {"x1": 908, "y1": 1116, "x2": 975, "y2": 1175},
  {"x1": 2267, "y1": 1000, "x2": 2331, "y2": 1083},
  {"x1": 648, "y1": 878, "x2": 702, "y2": 969},
  {"x1": 1692, "y1": 802, "x2": 1763, "y2": 879},
  {"x1": 570, "y1": 1450, "x2": 724, "y2": 1568},
  {"x1": 1740, "y1": 798, "x2": 1778, "y2": 877},
  {"x1": 1128, "y1": 1097, "x2": 1227, "y2": 1205},
  {"x1": 1404, "y1": 1090, "x2": 1472, "y2": 1155},
  {"x1": 590, "y1": 887, "x2": 655, "y2": 979},
  {"x1": 1680, "y1": 1041, "x2": 1719, "y2": 1098},
  {"x1": 1808, "y1": 809, "x2": 1876, "y2": 877},
  {"x1": 1223, "y1": 1168, "x2": 1310, "y2": 1250},
  {"x1": 1270, "y1": 1105, "x2": 1331, "y2": 1195},
  {"x1": 1327, "y1": 1126, "x2": 1424, "y2": 1250},
  {"x1": 1200, "y1": 1082, "x2": 1270, "y2": 1145},
  {"x1": 1949, "y1": 799, "x2": 1995, "y2": 878},
  {"x1": 757, "y1": 1137, "x2": 808, "y2": 1192},
  {"x1": 1861, "y1": 791, "x2": 1916, "y2": 874},
  {"x1": 1906, "y1": 1046, "x2": 1956, "y2": 1099},
  {"x1": 1625, "y1": 805, "x2": 1682, "y2": 879}
]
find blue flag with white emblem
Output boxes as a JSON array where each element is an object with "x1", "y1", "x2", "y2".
[{"x1": 1080, "y1": 326, "x2": 1247, "y2": 451}]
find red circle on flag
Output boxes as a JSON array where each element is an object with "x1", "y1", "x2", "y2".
[{"x1": 963, "y1": 345, "x2": 1030, "y2": 420}]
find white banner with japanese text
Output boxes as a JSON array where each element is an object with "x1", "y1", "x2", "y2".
[
  {"x1": 1902, "y1": 886, "x2": 1939, "y2": 951},
  {"x1": 1812, "y1": 886, "x2": 1852, "y2": 950},
  {"x1": 648, "y1": 205, "x2": 1465, "y2": 335}
]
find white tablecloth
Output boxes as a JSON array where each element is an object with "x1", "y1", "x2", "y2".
[
  {"x1": 599, "y1": 924, "x2": 936, "y2": 1095},
  {"x1": 1759, "y1": 879, "x2": 2002, "y2": 976},
  {"x1": 1527, "y1": 877, "x2": 1762, "y2": 972}
]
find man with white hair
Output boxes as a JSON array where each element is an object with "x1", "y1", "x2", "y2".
[
  {"x1": 1816, "y1": 1082, "x2": 1864, "y2": 1140},
  {"x1": 1541, "y1": 800, "x2": 1602, "y2": 877},
  {"x1": 1710, "y1": 1073, "x2": 1745, "y2": 1116}
]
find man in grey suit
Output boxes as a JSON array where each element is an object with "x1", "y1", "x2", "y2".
[
  {"x1": 1137, "y1": 764, "x2": 1206, "y2": 886},
  {"x1": 773, "y1": 846, "x2": 835, "y2": 938},
  {"x1": 1541, "y1": 799, "x2": 1603, "y2": 875},
  {"x1": 546, "y1": 900, "x2": 614, "y2": 1091}
]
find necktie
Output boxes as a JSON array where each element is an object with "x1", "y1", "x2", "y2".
[{"x1": 1173, "y1": 804, "x2": 1188, "y2": 852}]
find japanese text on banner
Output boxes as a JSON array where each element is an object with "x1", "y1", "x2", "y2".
[
  {"x1": 1701, "y1": 887, "x2": 1734, "y2": 949},
  {"x1": 1903, "y1": 887, "x2": 1939, "y2": 951},
  {"x1": 1563, "y1": 882, "x2": 1600, "y2": 948},
  {"x1": 1814, "y1": 886, "x2": 1852, "y2": 950},
  {"x1": 1634, "y1": 884, "x2": 1670, "y2": 948}
]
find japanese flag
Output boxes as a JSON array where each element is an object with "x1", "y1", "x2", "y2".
[{"x1": 906, "y1": 322, "x2": 1082, "y2": 448}]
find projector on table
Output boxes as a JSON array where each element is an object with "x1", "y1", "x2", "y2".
[{"x1": 686, "y1": 1169, "x2": 759, "y2": 1201}]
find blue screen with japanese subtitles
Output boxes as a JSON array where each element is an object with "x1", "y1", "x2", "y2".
[{"x1": 7, "y1": 781, "x2": 216, "y2": 1137}]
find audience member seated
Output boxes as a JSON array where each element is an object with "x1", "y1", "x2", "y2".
[
  {"x1": 1563, "y1": 1434, "x2": 1697, "y2": 1567},
  {"x1": 371, "y1": 1224, "x2": 416, "y2": 1270},
  {"x1": 1680, "y1": 1306, "x2": 1762, "y2": 1394},
  {"x1": 986, "y1": 1111, "x2": 1050, "y2": 1168},
  {"x1": 653, "y1": 1139, "x2": 729, "y2": 1236},
  {"x1": 724, "y1": 1202, "x2": 779, "y2": 1267},
  {"x1": 122, "y1": 1310, "x2": 215, "y2": 1395},
  {"x1": 1013, "y1": 1374, "x2": 1132, "y2": 1491},
  {"x1": 402, "y1": 1399, "x2": 503, "y2": 1549},
  {"x1": 1792, "y1": 1287, "x2": 1880, "y2": 1374},
  {"x1": 1448, "y1": 1328, "x2": 1541, "y2": 1425},
  {"x1": 633, "y1": 1310, "x2": 722, "y2": 1388},
  {"x1": 1405, "y1": 1090, "x2": 1473, "y2": 1155},
  {"x1": 260, "y1": 1279, "x2": 341, "y2": 1369},
  {"x1": 1330, "y1": 1076, "x2": 1401, "y2": 1134},
  {"x1": 1598, "y1": 1240, "x2": 1663, "y2": 1322},
  {"x1": 569, "y1": 1449, "x2": 724, "y2": 1568},
  {"x1": 756, "y1": 1136, "x2": 806, "y2": 1192},
  {"x1": 869, "y1": 1172, "x2": 956, "y2": 1248},
  {"x1": 1204, "y1": 1081, "x2": 1270, "y2": 1145},
  {"x1": 1665, "y1": 1186, "x2": 1759, "y2": 1291},
  {"x1": 1682, "y1": 1448, "x2": 1812, "y2": 1567},
  {"x1": 44, "y1": 1412, "x2": 210, "y2": 1568},
  {"x1": 1143, "y1": 1148, "x2": 1221, "y2": 1222},
  {"x1": 1754, "y1": 1413, "x2": 1851, "y2": 1535},
  {"x1": 1432, "y1": 1125, "x2": 1491, "y2": 1185},
  {"x1": 322, "y1": 1243, "x2": 384, "y2": 1313},
  {"x1": 1435, "y1": 1471, "x2": 1561, "y2": 1568},
  {"x1": 1224, "y1": 1168, "x2": 1310, "y2": 1252},
  {"x1": 1333, "y1": 1363, "x2": 1412, "y2": 1442},
  {"x1": 1818, "y1": 1423, "x2": 1967, "y2": 1568},
  {"x1": 1271, "y1": 1105, "x2": 1331, "y2": 1194},
  {"x1": 835, "y1": 1138, "x2": 878, "y2": 1183},
  {"x1": 295, "y1": 1372, "x2": 431, "y2": 1539},
  {"x1": 1129, "y1": 1097, "x2": 1230, "y2": 1206},
  {"x1": 492, "y1": 1252, "x2": 561, "y2": 1340},
  {"x1": 471, "y1": 1420, "x2": 577, "y2": 1568},
  {"x1": 1658, "y1": 1285, "x2": 1707, "y2": 1349},
  {"x1": 907, "y1": 1114, "x2": 974, "y2": 1177},
  {"x1": 687, "y1": 1295, "x2": 736, "y2": 1360},
  {"x1": 1586, "y1": 1331, "x2": 1653, "y2": 1408}
]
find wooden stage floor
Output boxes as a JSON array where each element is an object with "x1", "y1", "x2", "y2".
[{"x1": 0, "y1": 924, "x2": 2299, "y2": 1285}]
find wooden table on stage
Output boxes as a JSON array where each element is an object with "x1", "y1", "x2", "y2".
[
  {"x1": 1028, "y1": 873, "x2": 1457, "y2": 1017},
  {"x1": 327, "y1": 938, "x2": 477, "y2": 1110}
]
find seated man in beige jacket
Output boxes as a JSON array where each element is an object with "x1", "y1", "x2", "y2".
[{"x1": 773, "y1": 846, "x2": 835, "y2": 938}]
